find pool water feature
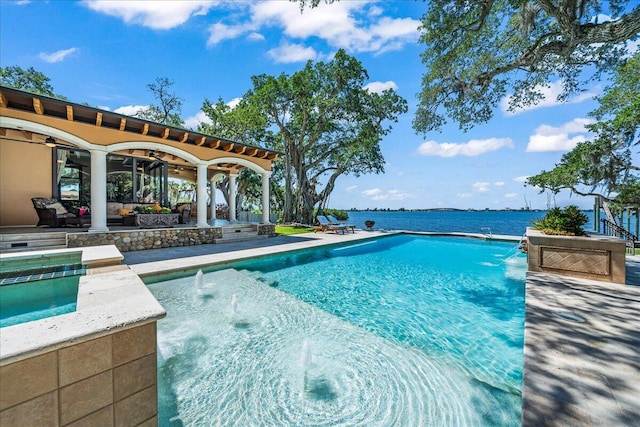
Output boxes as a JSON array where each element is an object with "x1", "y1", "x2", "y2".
[
  {"x1": 0, "y1": 251, "x2": 84, "y2": 328},
  {"x1": 148, "y1": 234, "x2": 526, "y2": 426}
]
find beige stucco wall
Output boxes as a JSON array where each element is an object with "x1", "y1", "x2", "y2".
[
  {"x1": 526, "y1": 228, "x2": 627, "y2": 284},
  {"x1": 0, "y1": 139, "x2": 52, "y2": 226}
]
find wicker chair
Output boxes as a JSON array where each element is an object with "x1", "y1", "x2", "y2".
[{"x1": 31, "y1": 197, "x2": 76, "y2": 227}]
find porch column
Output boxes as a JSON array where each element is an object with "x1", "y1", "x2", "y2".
[
  {"x1": 196, "y1": 164, "x2": 209, "y2": 228},
  {"x1": 261, "y1": 171, "x2": 271, "y2": 224},
  {"x1": 229, "y1": 173, "x2": 237, "y2": 222},
  {"x1": 89, "y1": 148, "x2": 109, "y2": 232},
  {"x1": 209, "y1": 177, "x2": 217, "y2": 225}
]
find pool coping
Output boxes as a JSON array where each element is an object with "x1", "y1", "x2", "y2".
[{"x1": 0, "y1": 245, "x2": 165, "y2": 365}]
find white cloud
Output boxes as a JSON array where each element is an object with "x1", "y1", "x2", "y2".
[
  {"x1": 526, "y1": 118, "x2": 594, "y2": 152},
  {"x1": 227, "y1": 97, "x2": 242, "y2": 109},
  {"x1": 184, "y1": 110, "x2": 212, "y2": 129},
  {"x1": 364, "y1": 80, "x2": 397, "y2": 94},
  {"x1": 416, "y1": 137, "x2": 513, "y2": 157},
  {"x1": 38, "y1": 48, "x2": 78, "y2": 63},
  {"x1": 83, "y1": 0, "x2": 215, "y2": 30},
  {"x1": 113, "y1": 104, "x2": 148, "y2": 116},
  {"x1": 345, "y1": 185, "x2": 357, "y2": 192},
  {"x1": 267, "y1": 41, "x2": 318, "y2": 63},
  {"x1": 207, "y1": 2, "x2": 419, "y2": 55},
  {"x1": 361, "y1": 188, "x2": 414, "y2": 201},
  {"x1": 456, "y1": 193, "x2": 472, "y2": 199},
  {"x1": 504, "y1": 193, "x2": 518, "y2": 198},
  {"x1": 473, "y1": 182, "x2": 491, "y2": 192},
  {"x1": 513, "y1": 175, "x2": 529, "y2": 183},
  {"x1": 247, "y1": 32, "x2": 265, "y2": 42},
  {"x1": 493, "y1": 181, "x2": 505, "y2": 186},
  {"x1": 501, "y1": 80, "x2": 597, "y2": 116}
]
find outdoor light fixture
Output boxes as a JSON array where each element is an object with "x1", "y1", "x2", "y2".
[{"x1": 44, "y1": 136, "x2": 57, "y2": 148}]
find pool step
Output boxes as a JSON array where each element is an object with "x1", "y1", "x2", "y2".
[{"x1": 0, "y1": 231, "x2": 68, "y2": 253}]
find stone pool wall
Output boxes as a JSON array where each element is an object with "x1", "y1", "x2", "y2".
[
  {"x1": 257, "y1": 223, "x2": 276, "y2": 237},
  {"x1": 67, "y1": 227, "x2": 224, "y2": 252},
  {"x1": 0, "y1": 322, "x2": 159, "y2": 427}
]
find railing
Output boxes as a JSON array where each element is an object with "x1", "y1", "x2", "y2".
[
  {"x1": 480, "y1": 227, "x2": 493, "y2": 238},
  {"x1": 601, "y1": 219, "x2": 638, "y2": 253}
]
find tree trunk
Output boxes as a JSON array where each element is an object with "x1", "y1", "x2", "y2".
[{"x1": 283, "y1": 151, "x2": 293, "y2": 222}]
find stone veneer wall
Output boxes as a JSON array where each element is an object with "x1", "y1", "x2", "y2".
[
  {"x1": 526, "y1": 228, "x2": 627, "y2": 284},
  {"x1": 67, "y1": 227, "x2": 224, "y2": 252},
  {"x1": 257, "y1": 224, "x2": 276, "y2": 237},
  {"x1": 0, "y1": 322, "x2": 158, "y2": 427}
]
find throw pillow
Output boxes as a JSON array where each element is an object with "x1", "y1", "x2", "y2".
[{"x1": 45, "y1": 202, "x2": 68, "y2": 215}]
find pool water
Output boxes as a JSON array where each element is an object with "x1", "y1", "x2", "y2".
[
  {"x1": 0, "y1": 275, "x2": 80, "y2": 328},
  {"x1": 148, "y1": 234, "x2": 526, "y2": 426}
]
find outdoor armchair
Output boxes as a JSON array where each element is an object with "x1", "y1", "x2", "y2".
[{"x1": 315, "y1": 215, "x2": 347, "y2": 234}]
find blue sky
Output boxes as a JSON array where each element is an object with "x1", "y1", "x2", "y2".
[{"x1": 2, "y1": 1, "x2": 636, "y2": 210}]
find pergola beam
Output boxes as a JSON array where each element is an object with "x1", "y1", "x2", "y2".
[
  {"x1": 66, "y1": 105, "x2": 74, "y2": 121},
  {"x1": 33, "y1": 98, "x2": 44, "y2": 115}
]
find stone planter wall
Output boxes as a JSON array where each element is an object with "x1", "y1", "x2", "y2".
[
  {"x1": 526, "y1": 228, "x2": 627, "y2": 284},
  {"x1": 67, "y1": 227, "x2": 224, "y2": 252},
  {"x1": 257, "y1": 224, "x2": 276, "y2": 237}
]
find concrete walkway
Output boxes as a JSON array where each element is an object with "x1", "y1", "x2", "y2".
[{"x1": 122, "y1": 232, "x2": 640, "y2": 426}]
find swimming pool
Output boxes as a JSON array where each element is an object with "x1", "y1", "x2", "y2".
[{"x1": 147, "y1": 234, "x2": 526, "y2": 426}]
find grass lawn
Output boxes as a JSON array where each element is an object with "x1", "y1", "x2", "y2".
[{"x1": 275, "y1": 225, "x2": 315, "y2": 235}]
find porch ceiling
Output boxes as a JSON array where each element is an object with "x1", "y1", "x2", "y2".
[{"x1": 0, "y1": 85, "x2": 280, "y2": 166}]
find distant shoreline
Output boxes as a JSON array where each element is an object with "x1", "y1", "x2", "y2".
[{"x1": 347, "y1": 208, "x2": 575, "y2": 213}]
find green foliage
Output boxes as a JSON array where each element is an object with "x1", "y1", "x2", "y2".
[
  {"x1": 527, "y1": 51, "x2": 640, "y2": 209},
  {"x1": 533, "y1": 206, "x2": 589, "y2": 236},
  {"x1": 244, "y1": 49, "x2": 407, "y2": 223},
  {"x1": 315, "y1": 208, "x2": 349, "y2": 220},
  {"x1": 0, "y1": 65, "x2": 65, "y2": 98},
  {"x1": 133, "y1": 205, "x2": 171, "y2": 214}
]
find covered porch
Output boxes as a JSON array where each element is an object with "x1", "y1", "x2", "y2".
[{"x1": 0, "y1": 85, "x2": 279, "y2": 236}]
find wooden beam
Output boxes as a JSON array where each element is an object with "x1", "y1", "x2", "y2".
[
  {"x1": 119, "y1": 118, "x2": 126, "y2": 131},
  {"x1": 0, "y1": 128, "x2": 5, "y2": 136},
  {"x1": 0, "y1": 91, "x2": 8, "y2": 108},
  {"x1": 20, "y1": 130, "x2": 32, "y2": 140},
  {"x1": 235, "y1": 146, "x2": 247, "y2": 155},
  {"x1": 33, "y1": 98, "x2": 44, "y2": 115},
  {"x1": 267, "y1": 153, "x2": 279, "y2": 160},
  {"x1": 161, "y1": 128, "x2": 170, "y2": 139},
  {"x1": 66, "y1": 105, "x2": 74, "y2": 121},
  {"x1": 141, "y1": 123, "x2": 149, "y2": 136},
  {"x1": 96, "y1": 112, "x2": 103, "y2": 127},
  {"x1": 259, "y1": 151, "x2": 269, "y2": 159},
  {"x1": 196, "y1": 136, "x2": 206, "y2": 146},
  {"x1": 210, "y1": 139, "x2": 221, "y2": 149},
  {"x1": 223, "y1": 143, "x2": 234, "y2": 152},
  {"x1": 179, "y1": 132, "x2": 189, "y2": 143},
  {"x1": 128, "y1": 149, "x2": 134, "y2": 154},
  {"x1": 247, "y1": 148, "x2": 259, "y2": 156}
]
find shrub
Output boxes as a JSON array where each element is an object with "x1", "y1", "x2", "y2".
[
  {"x1": 315, "y1": 208, "x2": 349, "y2": 220},
  {"x1": 533, "y1": 205, "x2": 589, "y2": 236}
]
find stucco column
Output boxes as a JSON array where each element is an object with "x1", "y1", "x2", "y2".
[
  {"x1": 261, "y1": 171, "x2": 271, "y2": 224},
  {"x1": 89, "y1": 148, "x2": 109, "y2": 232},
  {"x1": 229, "y1": 173, "x2": 237, "y2": 222},
  {"x1": 209, "y1": 176, "x2": 217, "y2": 225},
  {"x1": 196, "y1": 164, "x2": 209, "y2": 228}
]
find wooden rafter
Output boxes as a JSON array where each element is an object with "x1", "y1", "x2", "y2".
[
  {"x1": 210, "y1": 139, "x2": 221, "y2": 149},
  {"x1": 247, "y1": 148, "x2": 259, "y2": 156},
  {"x1": 141, "y1": 123, "x2": 149, "y2": 136},
  {"x1": 235, "y1": 146, "x2": 247, "y2": 155},
  {"x1": 0, "y1": 128, "x2": 5, "y2": 136},
  {"x1": 161, "y1": 128, "x2": 170, "y2": 139},
  {"x1": 96, "y1": 112, "x2": 103, "y2": 127},
  {"x1": 267, "y1": 153, "x2": 279, "y2": 160},
  {"x1": 66, "y1": 105, "x2": 74, "y2": 121},
  {"x1": 119, "y1": 118, "x2": 126, "y2": 131},
  {"x1": 21, "y1": 130, "x2": 32, "y2": 140},
  {"x1": 0, "y1": 92, "x2": 8, "y2": 108},
  {"x1": 179, "y1": 132, "x2": 188, "y2": 143},
  {"x1": 259, "y1": 151, "x2": 269, "y2": 159},
  {"x1": 33, "y1": 98, "x2": 44, "y2": 115},
  {"x1": 196, "y1": 136, "x2": 206, "y2": 146},
  {"x1": 223, "y1": 143, "x2": 234, "y2": 152}
]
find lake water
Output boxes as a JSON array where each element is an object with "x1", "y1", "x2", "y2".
[{"x1": 344, "y1": 210, "x2": 597, "y2": 236}]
